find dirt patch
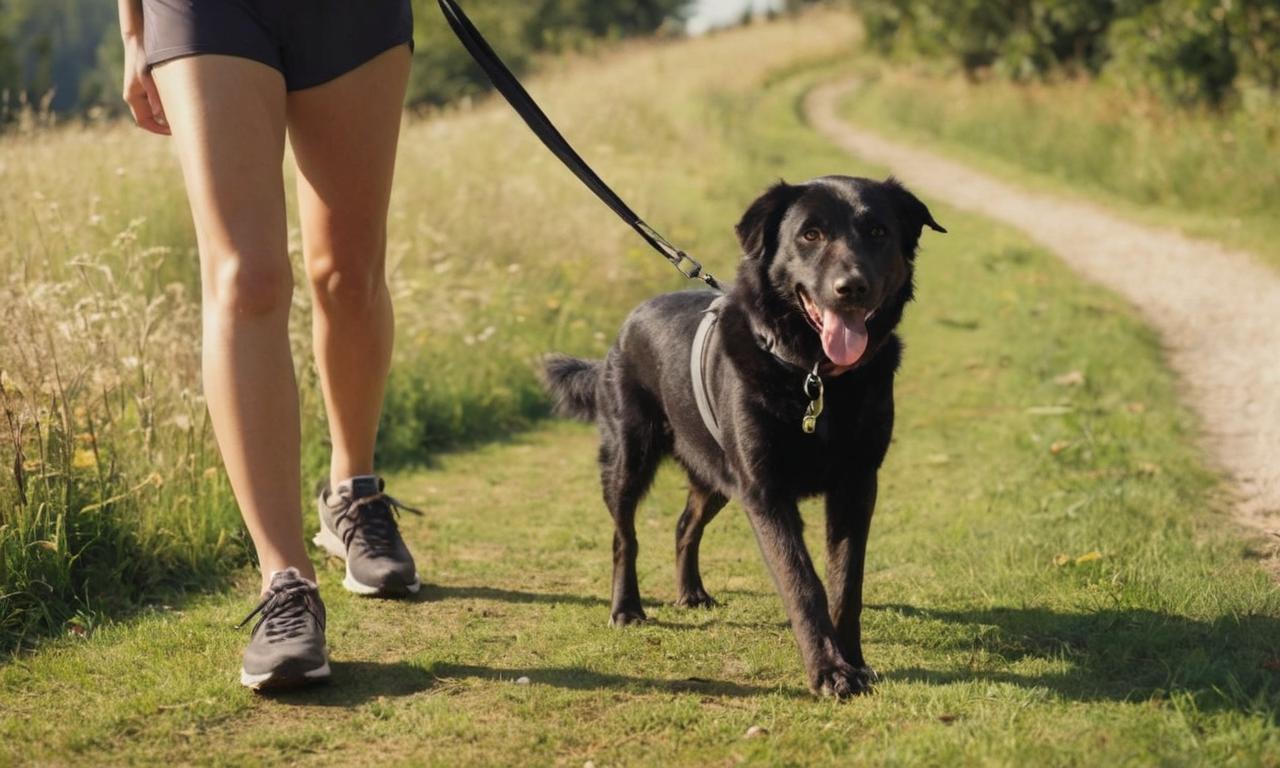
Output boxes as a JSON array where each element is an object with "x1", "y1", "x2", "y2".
[{"x1": 806, "y1": 79, "x2": 1280, "y2": 563}]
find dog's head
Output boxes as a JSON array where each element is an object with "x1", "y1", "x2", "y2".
[{"x1": 733, "y1": 176, "x2": 945, "y2": 370}]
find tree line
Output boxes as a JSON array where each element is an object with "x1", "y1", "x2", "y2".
[
  {"x1": 9, "y1": 2, "x2": 1268, "y2": 117},
  {"x1": 0, "y1": 0, "x2": 688, "y2": 118},
  {"x1": 857, "y1": 0, "x2": 1279, "y2": 107}
]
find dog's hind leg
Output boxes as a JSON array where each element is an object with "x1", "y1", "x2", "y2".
[
  {"x1": 674, "y1": 479, "x2": 727, "y2": 608},
  {"x1": 599, "y1": 420, "x2": 662, "y2": 627}
]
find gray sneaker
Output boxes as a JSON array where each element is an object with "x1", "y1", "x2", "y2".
[
  {"x1": 237, "y1": 567, "x2": 330, "y2": 691},
  {"x1": 313, "y1": 475, "x2": 422, "y2": 597}
]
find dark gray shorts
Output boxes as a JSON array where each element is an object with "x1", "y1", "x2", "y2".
[{"x1": 143, "y1": 0, "x2": 414, "y2": 91}]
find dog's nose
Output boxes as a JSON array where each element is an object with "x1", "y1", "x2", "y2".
[{"x1": 832, "y1": 273, "x2": 869, "y2": 299}]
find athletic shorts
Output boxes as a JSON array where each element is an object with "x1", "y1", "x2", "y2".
[{"x1": 142, "y1": 0, "x2": 414, "y2": 91}]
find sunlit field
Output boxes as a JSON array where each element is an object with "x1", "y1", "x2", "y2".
[
  {"x1": 839, "y1": 63, "x2": 1280, "y2": 266},
  {"x1": 0, "y1": 8, "x2": 863, "y2": 657},
  {"x1": 3, "y1": 10, "x2": 1278, "y2": 766}
]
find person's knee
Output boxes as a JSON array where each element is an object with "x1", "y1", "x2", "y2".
[
  {"x1": 306, "y1": 235, "x2": 387, "y2": 312},
  {"x1": 206, "y1": 255, "x2": 294, "y2": 317}
]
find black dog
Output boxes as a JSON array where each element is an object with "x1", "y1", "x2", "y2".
[{"x1": 543, "y1": 176, "x2": 945, "y2": 697}]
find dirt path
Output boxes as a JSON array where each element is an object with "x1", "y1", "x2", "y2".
[{"x1": 806, "y1": 79, "x2": 1280, "y2": 545}]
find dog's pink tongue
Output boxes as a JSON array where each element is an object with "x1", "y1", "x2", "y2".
[{"x1": 820, "y1": 308, "x2": 869, "y2": 367}]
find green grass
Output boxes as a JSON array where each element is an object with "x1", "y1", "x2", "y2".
[
  {"x1": 835, "y1": 63, "x2": 1280, "y2": 269},
  {"x1": 3, "y1": 17, "x2": 1279, "y2": 763}
]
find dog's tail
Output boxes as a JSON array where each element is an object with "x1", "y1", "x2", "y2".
[{"x1": 541, "y1": 354, "x2": 600, "y2": 422}]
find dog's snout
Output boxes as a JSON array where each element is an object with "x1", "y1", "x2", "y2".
[{"x1": 832, "y1": 273, "x2": 869, "y2": 299}]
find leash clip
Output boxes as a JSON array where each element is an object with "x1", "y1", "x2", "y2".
[
  {"x1": 438, "y1": 0, "x2": 721, "y2": 294},
  {"x1": 670, "y1": 249, "x2": 705, "y2": 281},
  {"x1": 668, "y1": 247, "x2": 722, "y2": 291},
  {"x1": 637, "y1": 220, "x2": 720, "y2": 289},
  {"x1": 802, "y1": 363, "x2": 824, "y2": 434}
]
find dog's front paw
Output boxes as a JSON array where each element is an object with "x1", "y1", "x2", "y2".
[
  {"x1": 854, "y1": 665, "x2": 880, "y2": 685},
  {"x1": 609, "y1": 607, "x2": 647, "y2": 627},
  {"x1": 810, "y1": 658, "x2": 874, "y2": 699},
  {"x1": 674, "y1": 588, "x2": 718, "y2": 609}
]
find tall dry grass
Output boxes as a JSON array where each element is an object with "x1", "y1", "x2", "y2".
[{"x1": 0, "y1": 12, "x2": 862, "y2": 652}]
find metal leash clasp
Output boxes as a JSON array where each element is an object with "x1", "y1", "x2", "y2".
[
  {"x1": 637, "y1": 220, "x2": 719, "y2": 289},
  {"x1": 802, "y1": 363, "x2": 824, "y2": 434},
  {"x1": 670, "y1": 249, "x2": 705, "y2": 281}
]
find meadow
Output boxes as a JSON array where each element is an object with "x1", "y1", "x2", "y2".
[
  {"x1": 837, "y1": 62, "x2": 1280, "y2": 267},
  {"x1": 0, "y1": 14, "x2": 849, "y2": 651},
  {"x1": 2, "y1": 10, "x2": 1279, "y2": 766}
]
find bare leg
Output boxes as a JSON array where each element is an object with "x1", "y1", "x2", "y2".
[
  {"x1": 286, "y1": 45, "x2": 412, "y2": 489},
  {"x1": 151, "y1": 56, "x2": 311, "y2": 590}
]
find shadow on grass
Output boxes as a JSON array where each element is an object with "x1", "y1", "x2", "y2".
[
  {"x1": 418, "y1": 585, "x2": 788, "y2": 630},
  {"x1": 264, "y1": 661, "x2": 805, "y2": 704},
  {"x1": 872, "y1": 604, "x2": 1280, "y2": 714},
  {"x1": 420, "y1": 584, "x2": 609, "y2": 607},
  {"x1": 427, "y1": 662, "x2": 808, "y2": 699},
  {"x1": 265, "y1": 661, "x2": 436, "y2": 706},
  {"x1": 263, "y1": 660, "x2": 803, "y2": 701}
]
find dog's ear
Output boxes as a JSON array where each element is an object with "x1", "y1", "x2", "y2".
[
  {"x1": 884, "y1": 177, "x2": 946, "y2": 252},
  {"x1": 735, "y1": 181, "x2": 800, "y2": 259}
]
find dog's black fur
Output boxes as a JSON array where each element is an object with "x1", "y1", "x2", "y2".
[{"x1": 543, "y1": 176, "x2": 944, "y2": 697}]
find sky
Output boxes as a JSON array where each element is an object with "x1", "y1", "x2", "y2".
[{"x1": 685, "y1": 0, "x2": 787, "y2": 36}]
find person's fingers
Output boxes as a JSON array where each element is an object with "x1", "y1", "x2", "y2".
[
  {"x1": 126, "y1": 90, "x2": 170, "y2": 135},
  {"x1": 120, "y1": 42, "x2": 171, "y2": 136},
  {"x1": 141, "y1": 74, "x2": 170, "y2": 133}
]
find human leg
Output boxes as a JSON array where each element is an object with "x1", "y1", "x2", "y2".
[
  {"x1": 150, "y1": 55, "x2": 311, "y2": 590},
  {"x1": 287, "y1": 44, "x2": 411, "y2": 489}
]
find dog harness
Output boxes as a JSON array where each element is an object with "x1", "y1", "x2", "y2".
[
  {"x1": 692, "y1": 295, "x2": 835, "y2": 447},
  {"x1": 691, "y1": 296, "x2": 728, "y2": 448}
]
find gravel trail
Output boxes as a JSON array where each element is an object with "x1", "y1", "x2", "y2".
[{"x1": 806, "y1": 79, "x2": 1280, "y2": 544}]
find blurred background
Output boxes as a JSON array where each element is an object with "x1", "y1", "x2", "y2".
[{"x1": 0, "y1": 0, "x2": 1274, "y2": 115}]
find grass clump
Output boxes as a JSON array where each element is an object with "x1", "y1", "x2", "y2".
[{"x1": 0, "y1": 212, "x2": 248, "y2": 652}]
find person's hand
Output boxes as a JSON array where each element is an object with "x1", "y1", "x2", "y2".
[{"x1": 122, "y1": 33, "x2": 169, "y2": 135}]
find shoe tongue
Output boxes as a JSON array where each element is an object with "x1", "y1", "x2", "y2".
[
  {"x1": 267, "y1": 567, "x2": 309, "y2": 591},
  {"x1": 338, "y1": 474, "x2": 381, "y2": 499},
  {"x1": 819, "y1": 307, "x2": 869, "y2": 367}
]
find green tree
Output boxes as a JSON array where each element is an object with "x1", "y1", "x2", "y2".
[
  {"x1": 0, "y1": 28, "x2": 18, "y2": 118},
  {"x1": 0, "y1": 0, "x2": 115, "y2": 113},
  {"x1": 1108, "y1": 0, "x2": 1278, "y2": 106},
  {"x1": 405, "y1": 0, "x2": 685, "y2": 107},
  {"x1": 858, "y1": 0, "x2": 1279, "y2": 107},
  {"x1": 0, "y1": 0, "x2": 690, "y2": 117}
]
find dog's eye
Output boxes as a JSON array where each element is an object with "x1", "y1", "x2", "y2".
[
  {"x1": 801, "y1": 228, "x2": 823, "y2": 243},
  {"x1": 869, "y1": 225, "x2": 887, "y2": 238}
]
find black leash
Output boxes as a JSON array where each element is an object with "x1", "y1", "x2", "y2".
[
  {"x1": 436, "y1": 0, "x2": 721, "y2": 291},
  {"x1": 437, "y1": 1, "x2": 835, "y2": 436}
]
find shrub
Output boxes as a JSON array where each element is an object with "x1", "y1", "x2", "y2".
[{"x1": 857, "y1": 0, "x2": 1280, "y2": 107}]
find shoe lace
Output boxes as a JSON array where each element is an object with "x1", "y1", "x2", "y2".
[
  {"x1": 236, "y1": 581, "x2": 324, "y2": 642},
  {"x1": 333, "y1": 492, "x2": 422, "y2": 558}
]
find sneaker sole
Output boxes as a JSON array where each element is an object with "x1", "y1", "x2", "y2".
[
  {"x1": 240, "y1": 660, "x2": 331, "y2": 691},
  {"x1": 312, "y1": 517, "x2": 421, "y2": 597}
]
